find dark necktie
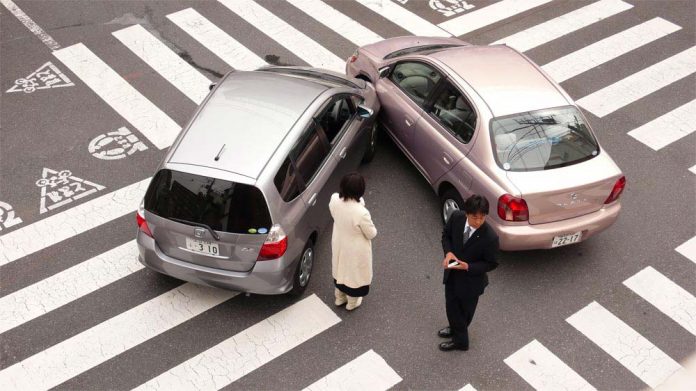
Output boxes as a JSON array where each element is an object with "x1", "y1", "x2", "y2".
[{"x1": 463, "y1": 226, "x2": 471, "y2": 246}]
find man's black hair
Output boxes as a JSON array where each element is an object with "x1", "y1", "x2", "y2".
[
  {"x1": 463, "y1": 194, "x2": 489, "y2": 215},
  {"x1": 339, "y1": 172, "x2": 365, "y2": 202}
]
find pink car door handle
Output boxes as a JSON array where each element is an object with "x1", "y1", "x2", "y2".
[
  {"x1": 442, "y1": 153, "x2": 452, "y2": 165},
  {"x1": 404, "y1": 117, "x2": 413, "y2": 127}
]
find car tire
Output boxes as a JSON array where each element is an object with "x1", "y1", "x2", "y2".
[
  {"x1": 361, "y1": 121, "x2": 379, "y2": 164},
  {"x1": 289, "y1": 240, "x2": 314, "y2": 296},
  {"x1": 440, "y1": 188, "x2": 464, "y2": 225}
]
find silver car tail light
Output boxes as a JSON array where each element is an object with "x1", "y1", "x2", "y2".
[{"x1": 136, "y1": 200, "x2": 153, "y2": 238}]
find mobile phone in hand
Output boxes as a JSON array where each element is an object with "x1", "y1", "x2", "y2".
[{"x1": 447, "y1": 260, "x2": 459, "y2": 268}]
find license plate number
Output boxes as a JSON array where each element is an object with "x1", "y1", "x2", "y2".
[
  {"x1": 552, "y1": 231, "x2": 582, "y2": 248},
  {"x1": 185, "y1": 238, "x2": 219, "y2": 256}
]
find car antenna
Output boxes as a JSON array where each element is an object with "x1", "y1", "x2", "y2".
[{"x1": 214, "y1": 144, "x2": 226, "y2": 161}]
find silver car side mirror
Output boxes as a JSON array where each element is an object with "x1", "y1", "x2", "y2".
[
  {"x1": 378, "y1": 66, "x2": 390, "y2": 78},
  {"x1": 209, "y1": 82, "x2": 217, "y2": 91},
  {"x1": 357, "y1": 104, "x2": 374, "y2": 119}
]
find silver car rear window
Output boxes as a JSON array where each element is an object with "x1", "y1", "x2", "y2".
[
  {"x1": 144, "y1": 169, "x2": 272, "y2": 234},
  {"x1": 490, "y1": 106, "x2": 599, "y2": 172}
]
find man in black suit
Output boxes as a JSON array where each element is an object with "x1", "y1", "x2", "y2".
[{"x1": 438, "y1": 194, "x2": 499, "y2": 351}]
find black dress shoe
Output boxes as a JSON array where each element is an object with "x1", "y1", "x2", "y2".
[
  {"x1": 437, "y1": 327, "x2": 452, "y2": 338},
  {"x1": 438, "y1": 341, "x2": 468, "y2": 352}
]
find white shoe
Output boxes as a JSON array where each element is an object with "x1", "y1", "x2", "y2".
[
  {"x1": 346, "y1": 297, "x2": 362, "y2": 311},
  {"x1": 334, "y1": 289, "x2": 347, "y2": 306}
]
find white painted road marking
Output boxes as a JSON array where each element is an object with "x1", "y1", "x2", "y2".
[
  {"x1": 0, "y1": 201, "x2": 22, "y2": 230},
  {"x1": 0, "y1": 0, "x2": 60, "y2": 50},
  {"x1": 675, "y1": 236, "x2": 696, "y2": 264},
  {"x1": 543, "y1": 18, "x2": 680, "y2": 83},
  {"x1": 690, "y1": 165, "x2": 696, "y2": 174},
  {"x1": 53, "y1": 43, "x2": 181, "y2": 149},
  {"x1": 134, "y1": 294, "x2": 340, "y2": 391},
  {"x1": 0, "y1": 178, "x2": 150, "y2": 266},
  {"x1": 439, "y1": 0, "x2": 553, "y2": 37},
  {"x1": 6, "y1": 61, "x2": 74, "y2": 93},
  {"x1": 458, "y1": 385, "x2": 478, "y2": 391},
  {"x1": 287, "y1": 0, "x2": 383, "y2": 47},
  {"x1": 0, "y1": 284, "x2": 237, "y2": 391},
  {"x1": 0, "y1": 241, "x2": 142, "y2": 334},
  {"x1": 355, "y1": 0, "x2": 450, "y2": 37},
  {"x1": 88, "y1": 127, "x2": 149, "y2": 160},
  {"x1": 37, "y1": 168, "x2": 105, "y2": 214},
  {"x1": 493, "y1": 0, "x2": 633, "y2": 52},
  {"x1": 627, "y1": 99, "x2": 696, "y2": 151},
  {"x1": 576, "y1": 46, "x2": 696, "y2": 118},
  {"x1": 566, "y1": 301, "x2": 682, "y2": 388},
  {"x1": 113, "y1": 24, "x2": 211, "y2": 104},
  {"x1": 302, "y1": 350, "x2": 402, "y2": 391},
  {"x1": 623, "y1": 266, "x2": 696, "y2": 336},
  {"x1": 167, "y1": 8, "x2": 267, "y2": 71},
  {"x1": 504, "y1": 339, "x2": 596, "y2": 391},
  {"x1": 219, "y1": 0, "x2": 345, "y2": 73}
]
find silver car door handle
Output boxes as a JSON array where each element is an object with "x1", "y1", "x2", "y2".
[
  {"x1": 405, "y1": 118, "x2": 413, "y2": 126},
  {"x1": 443, "y1": 156, "x2": 450, "y2": 165},
  {"x1": 308, "y1": 193, "x2": 317, "y2": 206},
  {"x1": 339, "y1": 147, "x2": 347, "y2": 159}
]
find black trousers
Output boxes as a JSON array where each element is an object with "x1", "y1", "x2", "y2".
[{"x1": 445, "y1": 283, "x2": 479, "y2": 347}]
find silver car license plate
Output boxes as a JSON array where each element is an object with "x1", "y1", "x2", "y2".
[
  {"x1": 185, "y1": 237, "x2": 220, "y2": 256},
  {"x1": 552, "y1": 231, "x2": 582, "y2": 248}
]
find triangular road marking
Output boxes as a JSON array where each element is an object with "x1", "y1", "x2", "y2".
[
  {"x1": 36, "y1": 168, "x2": 105, "y2": 214},
  {"x1": 6, "y1": 62, "x2": 74, "y2": 93}
]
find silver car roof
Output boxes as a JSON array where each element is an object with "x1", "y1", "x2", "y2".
[{"x1": 168, "y1": 71, "x2": 329, "y2": 179}]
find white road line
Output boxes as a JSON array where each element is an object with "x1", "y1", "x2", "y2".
[
  {"x1": 566, "y1": 301, "x2": 682, "y2": 388},
  {"x1": 113, "y1": 24, "x2": 210, "y2": 104},
  {"x1": 439, "y1": 0, "x2": 553, "y2": 37},
  {"x1": 0, "y1": 178, "x2": 149, "y2": 266},
  {"x1": 459, "y1": 385, "x2": 478, "y2": 391},
  {"x1": 504, "y1": 339, "x2": 596, "y2": 391},
  {"x1": 219, "y1": 0, "x2": 345, "y2": 73},
  {"x1": 676, "y1": 236, "x2": 696, "y2": 264},
  {"x1": 543, "y1": 18, "x2": 681, "y2": 83},
  {"x1": 627, "y1": 99, "x2": 696, "y2": 151},
  {"x1": 355, "y1": 0, "x2": 449, "y2": 37},
  {"x1": 53, "y1": 43, "x2": 181, "y2": 149},
  {"x1": 302, "y1": 350, "x2": 402, "y2": 391},
  {"x1": 690, "y1": 165, "x2": 696, "y2": 174},
  {"x1": 286, "y1": 0, "x2": 383, "y2": 48},
  {"x1": 623, "y1": 266, "x2": 696, "y2": 336},
  {"x1": 167, "y1": 8, "x2": 267, "y2": 71},
  {"x1": 0, "y1": 241, "x2": 141, "y2": 334},
  {"x1": 576, "y1": 46, "x2": 696, "y2": 118},
  {"x1": 493, "y1": 0, "x2": 632, "y2": 52},
  {"x1": 134, "y1": 294, "x2": 340, "y2": 391},
  {"x1": 0, "y1": 284, "x2": 237, "y2": 391},
  {"x1": 0, "y1": 0, "x2": 60, "y2": 50}
]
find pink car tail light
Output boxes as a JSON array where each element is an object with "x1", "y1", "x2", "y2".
[
  {"x1": 604, "y1": 176, "x2": 626, "y2": 204},
  {"x1": 498, "y1": 194, "x2": 529, "y2": 222},
  {"x1": 258, "y1": 224, "x2": 288, "y2": 260}
]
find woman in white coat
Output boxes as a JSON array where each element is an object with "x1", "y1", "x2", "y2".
[{"x1": 329, "y1": 172, "x2": 377, "y2": 310}]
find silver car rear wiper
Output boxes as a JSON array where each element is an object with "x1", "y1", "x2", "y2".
[{"x1": 170, "y1": 218, "x2": 221, "y2": 241}]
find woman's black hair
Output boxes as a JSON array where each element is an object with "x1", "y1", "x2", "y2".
[
  {"x1": 339, "y1": 172, "x2": 365, "y2": 202},
  {"x1": 463, "y1": 194, "x2": 490, "y2": 215}
]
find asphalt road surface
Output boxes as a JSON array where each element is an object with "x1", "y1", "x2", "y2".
[{"x1": 1, "y1": 1, "x2": 695, "y2": 390}]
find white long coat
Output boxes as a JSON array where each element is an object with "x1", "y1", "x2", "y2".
[{"x1": 328, "y1": 193, "x2": 377, "y2": 289}]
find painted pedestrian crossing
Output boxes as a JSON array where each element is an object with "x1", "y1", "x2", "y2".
[
  {"x1": 301, "y1": 349, "x2": 402, "y2": 391},
  {"x1": 355, "y1": 0, "x2": 449, "y2": 37},
  {"x1": 627, "y1": 99, "x2": 696, "y2": 151},
  {"x1": 439, "y1": 0, "x2": 554, "y2": 37},
  {"x1": 676, "y1": 236, "x2": 696, "y2": 264}
]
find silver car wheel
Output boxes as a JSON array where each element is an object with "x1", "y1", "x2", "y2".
[
  {"x1": 443, "y1": 199, "x2": 460, "y2": 223},
  {"x1": 298, "y1": 247, "x2": 313, "y2": 287}
]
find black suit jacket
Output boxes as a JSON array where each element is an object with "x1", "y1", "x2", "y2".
[{"x1": 442, "y1": 210, "x2": 499, "y2": 297}]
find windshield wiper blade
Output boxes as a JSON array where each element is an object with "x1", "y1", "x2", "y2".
[{"x1": 170, "y1": 218, "x2": 221, "y2": 241}]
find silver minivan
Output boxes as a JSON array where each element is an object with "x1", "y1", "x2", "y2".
[{"x1": 136, "y1": 67, "x2": 380, "y2": 295}]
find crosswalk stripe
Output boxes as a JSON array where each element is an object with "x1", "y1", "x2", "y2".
[
  {"x1": 112, "y1": 24, "x2": 211, "y2": 104},
  {"x1": 286, "y1": 0, "x2": 383, "y2": 47},
  {"x1": 576, "y1": 46, "x2": 696, "y2": 118},
  {"x1": 542, "y1": 17, "x2": 681, "y2": 83},
  {"x1": 302, "y1": 350, "x2": 402, "y2": 391},
  {"x1": 0, "y1": 178, "x2": 149, "y2": 266},
  {"x1": 627, "y1": 99, "x2": 696, "y2": 151},
  {"x1": 219, "y1": 0, "x2": 344, "y2": 73},
  {"x1": 566, "y1": 301, "x2": 682, "y2": 388},
  {"x1": 623, "y1": 266, "x2": 696, "y2": 336},
  {"x1": 355, "y1": 0, "x2": 449, "y2": 37},
  {"x1": 458, "y1": 384, "x2": 478, "y2": 391},
  {"x1": 134, "y1": 294, "x2": 340, "y2": 391},
  {"x1": 493, "y1": 0, "x2": 632, "y2": 52},
  {"x1": 0, "y1": 284, "x2": 237, "y2": 391},
  {"x1": 504, "y1": 339, "x2": 596, "y2": 391},
  {"x1": 0, "y1": 241, "x2": 141, "y2": 334},
  {"x1": 675, "y1": 236, "x2": 696, "y2": 264},
  {"x1": 438, "y1": 0, "x2": 554, "y2": 37},
  {"x1": 690, "y1": 165, "x2": 696, "y2": 174},
  {"x1": 53, "y1": 43, "x2": 181, "y2": 149},
  {"x1": 167, "y1": 8, "x2": 267, "y2": 71}
]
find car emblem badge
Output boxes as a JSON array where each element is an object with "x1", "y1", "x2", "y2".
[{"x1": 194, "y1": 228, "x2": 205, "y2": 238}]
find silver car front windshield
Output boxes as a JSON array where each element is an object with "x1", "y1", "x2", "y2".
[{"x1": 490, "y1": 106, "x2": 599, "y2": 172}]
